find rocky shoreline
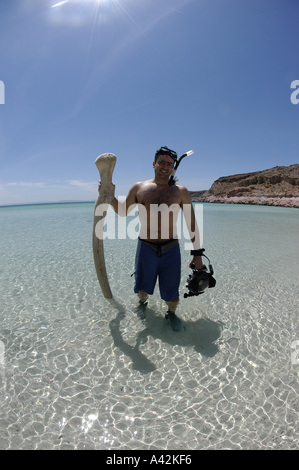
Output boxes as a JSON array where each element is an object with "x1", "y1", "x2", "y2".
[
  {"x1": 190, "y1": 164, "x2": 299, "y2": 208},
  {"x1": 190, "y1": 193, "x2": 299, "y2": 208}
]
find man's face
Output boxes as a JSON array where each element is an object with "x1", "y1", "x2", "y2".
[{"x1": 153, "y1": 154, "x2": 174, "y2": 180}]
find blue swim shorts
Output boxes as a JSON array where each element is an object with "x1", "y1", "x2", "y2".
[{"x1": 134, "y1": 238, "x2": 181, "y2": 301}]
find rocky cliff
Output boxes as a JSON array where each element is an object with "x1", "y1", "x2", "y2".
[{"x1": 190, "y1": 164, "x2": 299, "y2": 208}]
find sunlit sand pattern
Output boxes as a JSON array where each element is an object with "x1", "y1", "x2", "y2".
[{"x1": 0, "y1": 203, "x2": 298, "y2": 449}]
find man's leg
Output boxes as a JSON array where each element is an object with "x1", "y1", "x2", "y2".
[
  {"x1": 165, "y1": 299, "x2": 179, "y2": 313},
  {"x1": 138, "y1": 290, "x2": 149, "y2": 304},
  {"x1": 134, "y1": 240, "x2": 158, "y2": 298},
  {"x1": 158, "y1": 245, "x2": 182, "y2": 331},
  {"x1": 165, "y1": 299, "x2": 182, "y2": 331}
]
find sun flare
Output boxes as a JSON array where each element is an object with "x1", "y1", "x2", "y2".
[
  {"x1": 52, "y1": 0, "x2": 118, "y2": 8},
  {"x1": 50, "y1": 0, "x2": 135, "y2": 25}
]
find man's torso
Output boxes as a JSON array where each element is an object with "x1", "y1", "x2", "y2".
[{"x1": 135, "y1": 180, "x2": 183, "y2": 243}]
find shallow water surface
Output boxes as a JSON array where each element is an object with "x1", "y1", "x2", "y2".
[{"x1": 0, "y1": 202, "x2": 298, "y2": 449}]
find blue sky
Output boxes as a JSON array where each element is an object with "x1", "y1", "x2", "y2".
[{"x1": 0, "y1": 0, "x2": 298, "y2": 205}]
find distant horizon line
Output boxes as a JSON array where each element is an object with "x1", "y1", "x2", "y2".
[
  {"x1": 0, "y1": 193, "x2": 210, "y2": 209},
  {"x1": 0, "y1": 200, "x2": 95, "y2": 208}
]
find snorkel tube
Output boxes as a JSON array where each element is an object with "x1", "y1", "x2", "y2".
[{"x1": 168, "y1": 150, "x2": 194, "y2": 186}]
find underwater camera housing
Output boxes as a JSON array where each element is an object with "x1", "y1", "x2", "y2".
[{"x1": 184, "y1": 249, "x2": 216, "y2": 298}]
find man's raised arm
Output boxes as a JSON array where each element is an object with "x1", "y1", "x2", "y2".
[{"x1": 110, "y1": 182, "x2": 139, "y2": 216}]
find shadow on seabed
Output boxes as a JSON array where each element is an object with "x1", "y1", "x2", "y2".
[{"x1": 109, "y1": 300, "x2": 223, "y2": 374}]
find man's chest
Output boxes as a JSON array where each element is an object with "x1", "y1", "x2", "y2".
[{"x1": 137, "y1": 186, "x2": 181, "y2": 207}]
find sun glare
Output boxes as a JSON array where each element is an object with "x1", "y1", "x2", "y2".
[
  {"x1": 52, "y1": 0, "x2": 116, "y2": 8},
  {"x1": 52, "y1": 0, "x2": 69, "y2": 7},
  {"x1": 50, "y1": 0, "x2": 138, "y2": 29}
]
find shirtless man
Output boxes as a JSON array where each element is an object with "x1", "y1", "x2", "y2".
[{"x1": 107, "y1": 146, "x2": 203, "y2": 331}]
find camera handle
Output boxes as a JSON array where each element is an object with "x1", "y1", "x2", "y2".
[{"x1": 190, "y1": 248, "x2": 214, "y2": 275}]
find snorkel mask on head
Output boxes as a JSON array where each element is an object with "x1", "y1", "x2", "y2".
[
  {"x1": 155, "y1": 146, "x2": 178, "y2": 162},
  {"x1": 154, "y1": 146, "x2": 195, "y2": 186}
]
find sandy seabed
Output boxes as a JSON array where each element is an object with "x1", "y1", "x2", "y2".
[{"x1": 0, "y1": 202, "x2": 298, "y2": 450}]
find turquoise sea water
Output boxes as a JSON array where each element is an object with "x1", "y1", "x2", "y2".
[{"x1": 0, "y1": 202, "x2": 298, "y2": 449}]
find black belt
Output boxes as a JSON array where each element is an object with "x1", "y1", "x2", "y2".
[{"x1": 139, "y1": 238, "x2": 179, "y2": 257}]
